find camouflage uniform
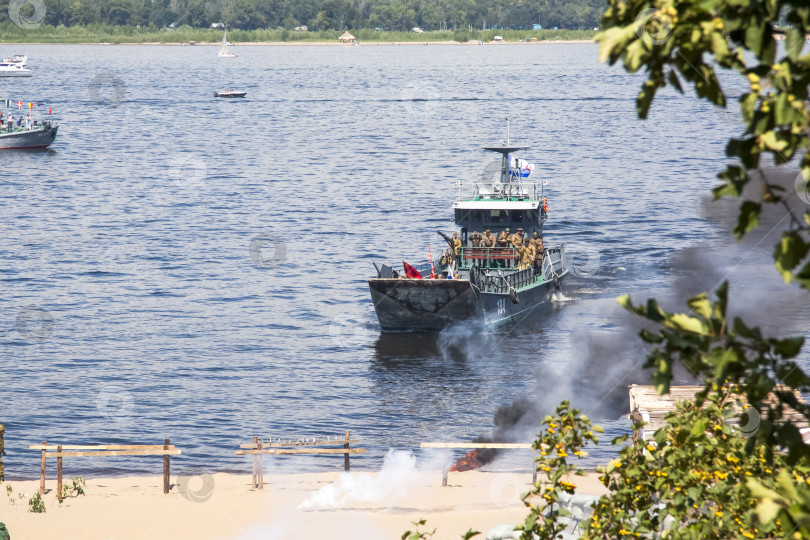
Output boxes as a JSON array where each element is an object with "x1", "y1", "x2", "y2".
[
  {"x1": 481, "y1": 230, "x2": 495, "y2": 248},
  {"x1": 496, "y1": 229, "x2": 510, "y2": 247},
  {"x1": 470, "y1": 231, "x2": 482, "y2": 247},
  {"x1": 534, "y1": 234, "x2": 545, "y2": 269}
]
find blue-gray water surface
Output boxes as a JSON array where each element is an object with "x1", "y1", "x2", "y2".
[{"x1": 2, "y1": 43, "x2": 808, "y2": 478}]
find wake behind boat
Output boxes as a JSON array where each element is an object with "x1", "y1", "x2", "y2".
[{"x1": 368, "y1": 124, "x2": 568, "y2": 333}]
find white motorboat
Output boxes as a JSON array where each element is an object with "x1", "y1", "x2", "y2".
[
  {"x1": 0, "y1": 61, "x2": 31, "y2": 77},
  {"x1": 218, "y1": 32, "x2": 236, "y2": 58}
]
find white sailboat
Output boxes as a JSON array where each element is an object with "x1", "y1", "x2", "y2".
[{"x1": 218, "y1": 32, "x2": 236, "y2": 58}]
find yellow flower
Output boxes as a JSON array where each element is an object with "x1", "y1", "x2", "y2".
[
  {"x1": 715, "y1": 510, "x2": 723, "y2": 517},
  {"x1": 748, "y1": 73, "x2": 760, "y2": 83},
  {"x1": 712, "y1": 18, "x2": 723, "y2": 30},
  {"x1": 646, "y1": 444, "x2": 656, "y2": 452}
]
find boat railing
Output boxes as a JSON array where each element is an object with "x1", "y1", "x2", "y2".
[
  {"x1": 455, "y1": 181, "x2": 543, "y2": 202},
  {"x1": 542, "y1": 246, "x2": 565, "y2": 281},
  {"x1": 460, "y1": 247, "x2": 517, "y2": 269},
  {"x1": 475, "y1": 266, "x2": 537, "y2": 294}
]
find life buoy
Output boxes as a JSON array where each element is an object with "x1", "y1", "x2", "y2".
[
  {"x1": 543, "y1": 198, "x2": 548, "y2": 214},
  {"x1": 510, "y1": 287, "x2": 519, "y2": 304}
]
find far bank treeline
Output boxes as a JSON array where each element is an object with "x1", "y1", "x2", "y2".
[{"x1": 0, "y1": 0, "x2": 604, "y2": 35}]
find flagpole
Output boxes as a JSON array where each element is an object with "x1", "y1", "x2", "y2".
[{"x1": 428, "y1": 245, "x2": 435, "y2": 279}]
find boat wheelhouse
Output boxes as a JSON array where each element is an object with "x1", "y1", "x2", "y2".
[{"x1": 368, "y1": 134, "x2": 568, "y2": 333}]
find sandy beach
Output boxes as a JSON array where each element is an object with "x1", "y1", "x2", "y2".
[{"x1": 0, "y1": 470, "x2": 608, "y2": 539}]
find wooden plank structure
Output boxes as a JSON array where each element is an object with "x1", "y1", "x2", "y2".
[
  {"x1": 28, "y1": 440, "x2": 180, "y2": 498},
  {"x1": 235, "y1": 431, "x2": 365, "y2": 489},
  {"x1": 420, "y1": 442, "x2": 535, "y2": 487},
  {"x1": 629, "y1": 384, "x2": 809, "y2": 442}
]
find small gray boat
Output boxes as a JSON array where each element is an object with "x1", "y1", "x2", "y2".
[
  {"x1": 0, "y1": 120, "x2": 58, "y2": 149},
  {"x1": 214, "y1": 89, "x2": 246, "y2": 98}
]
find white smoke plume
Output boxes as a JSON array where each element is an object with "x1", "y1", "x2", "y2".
[{"x1": 297, "y1": 450, "x2": 418, "y2": 511}]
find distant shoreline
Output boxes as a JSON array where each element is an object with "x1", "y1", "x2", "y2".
[{"x1": 4, "y1": 39, "x2": 596, "y2": 46}]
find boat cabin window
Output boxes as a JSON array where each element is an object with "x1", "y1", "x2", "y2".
[
  {"x1": 486, "y1": 210, "x2": 508, "y2": 225},
  {"x1": 454, "y1": 210, "x2": 484, "y2": 224}
]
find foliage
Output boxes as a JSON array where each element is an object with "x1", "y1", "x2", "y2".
[
  {"x1": 619, "y1": 284, "x2": 810, "y2": 465},
  {"x1": 401, "y1": 519, "x2": 479, "y2": 539},
  {"x1": 596, "y1": 0, "x2": 810, "y2": 531},
  {"x1": 60, "y1": 476, "x2": 86, "y2": 500},
  {"x1": 0, "y1": 0, "x2": 607, "y2": 32},
  {"x1": 518, "y1": 401, "x2": 602, "y2": 539},
  {"x1": 595, "y1": 0, "x2": 810, "y2": 290},
  {"x1": 587, "y1": 389, "x2": 805, "y2": 539},
  {"x1": 28, "y1": 491, "x2": 45, "y2": 513}
]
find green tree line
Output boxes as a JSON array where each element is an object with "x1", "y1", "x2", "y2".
[{"x1": 0, "y1": 0, "x2": 605, "y2": 32}]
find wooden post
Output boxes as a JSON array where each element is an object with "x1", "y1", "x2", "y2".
[
  {"x1": 57, "y1": 445, "x2": 63, "y2": 502},
  {"x1": 39, "y1": 440, "x2": 46, "y2": 495},
  {"x1": 251, "y1": 436, "x2": 258, "y2": 488},
  {"x1": 344, "y1": 431, "x2": 350, "y2": 472},
  {"x1": 531, "y1": 453, "x2": 537, "y2": 484},
  {"x1": 257, "y1": 440, "x2": 263, "y2": 490},
  {"x1": 163, "y1": 438, "x2": 170, "y2": 494}
]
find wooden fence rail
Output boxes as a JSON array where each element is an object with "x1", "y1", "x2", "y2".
[
  {"x1": 236, "y1": 431, "x2": 365, "y2": 489},
  {"x1": 421, "y1": 442, "x2": 536, "y2": 486},
  {"x1": 28, "y1": 439, "x2": 180, "y2": 498}
]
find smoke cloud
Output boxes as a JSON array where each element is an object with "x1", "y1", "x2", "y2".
[
  {"x1": 476, "y1": 167, "x2": 810, "y2": 453},
  {"x1": 297, "y1": 450, "x2": 419, "y2": 511}
]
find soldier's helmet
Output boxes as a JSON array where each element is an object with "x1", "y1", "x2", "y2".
[{"x1": 505, "y1": 228, "x2": 510, "y2": 232}]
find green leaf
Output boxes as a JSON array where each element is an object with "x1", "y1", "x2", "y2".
[
  {"x1": 461, "y1": 529, "x2": 481, "y2": 539},
  {"x1": 690, "y1": 418, "x2": 707, "y2": 436},
  {"x1": 669, "y1": 313, "x2": 707, "y2": 335},
  {"x1": 756, "y1": 498, "x2": 783, "y2": 524},
  {"x1": 786, "y1": 27, "x2": 804, "y2": 60},
  {"x1": 773, "y1": 336, "x2": 805, "y2": 359},
  {"x1": 733, "y1": 201, "x2": 761, "y2": 239},
  {"x1": 637, "y1": 79, "x2": 658, "y2": 119},
  {"x1": 774, "y1": 231, "x2": 810, "y2": 281},
  {"x1": 667, "y1": 69, "x2": 683, "y2": 94}
]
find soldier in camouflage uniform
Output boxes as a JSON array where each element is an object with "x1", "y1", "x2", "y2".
[{"x1": 470, "y1": 230, "x2": 482, "y2": 247}]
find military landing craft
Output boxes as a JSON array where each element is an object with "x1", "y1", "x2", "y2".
[{"x1": 369, "y1": 127, "x2": 569, "y2": 332}]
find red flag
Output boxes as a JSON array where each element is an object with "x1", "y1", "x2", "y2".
[
  {"x1": 17, "y1": 101, "x2": 21, "y2": 109},
  {"x1": 402, "y1": 261, "x2": 422, "y2": 279},
  {"x1": 48, "y1": 106, "x2": 52, "y2": 115},
  {"x1": 428, "y1": 246, "x2": 435, "y2": 278},
  {"x1": 28, "y1": 102, "x2": 33, "y2": 110}
]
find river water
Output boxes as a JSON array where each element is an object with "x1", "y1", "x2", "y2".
[{"x1": 1, "y1": 43, "x2": 808, "y2": 478}]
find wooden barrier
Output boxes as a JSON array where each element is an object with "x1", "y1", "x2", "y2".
[
  {"x1": 421, "y1": 442, "x2": 535, "y2": 487},
  {"x1": 236, "y1": 431, "x2": 366, "y2": 489},
  {"x1": 28, "y1": 440, "x2": 181, "y2": 498}
]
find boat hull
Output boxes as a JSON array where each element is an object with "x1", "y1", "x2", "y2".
[
  {"x1": 0, "y1": 70, "x2": 31, "y2": 77},
  {"x1": 369, "y1": 272, "x2": 564, "y2": 333},
  {"x1": 0, "y1": 125, "x2": 58, "y2": 149}
]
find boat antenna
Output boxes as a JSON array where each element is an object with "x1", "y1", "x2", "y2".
[{"x1": 505, "y1": 117, "x2": 510, "y2": 146}]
